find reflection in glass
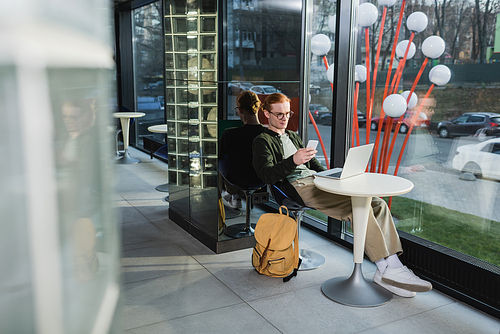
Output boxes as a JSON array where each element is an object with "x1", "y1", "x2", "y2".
[
  {"x1": 201, "y1": 54, "x2": 215, "y2": 69},
  {"x1": 173, "y1": 18, "x2": 187, "y2": 33},
  {"x1": 201, "y1": 17, "x2": 216, "y2": 32},
  {"x1": 168, "y1": 138, "x2": 176, "y2": 152},
  {"x1": 189, "y1": 141, "x2": 200, "y2": 155},
  {"x1": 132, "y1": 1, "x2": 163, "y2": 148},
  {"x1": 174, "y1": 36, "x2": 187, "y2": 51},
  {"x1": 47, "y1": 68, "x2": 116, "y2": 333},
  {"x1": 202, "y1": 141, "x2": 217, "y2": 156},
  {"x1": 202, "y1": 89, "x2": 216, "y2": 103},
  {"x1": 201, "y1": 36, "x2": 215, "y2": 51},
  {"x1": 165, "y1": 36, "x2": 174, "y2": 52},
  {"x1": 164, "y1": 17, "x2": 171, "y2": 33},
  {"x1": 175, "y1": 54, "x2": 188, "y2": 69},
  {"x1": 177, "y1": 122, "x2": 189, "y2": 137},
  {"x1": 204, "y1": 174, "x2": 218, "y2": 188},
  {"x1": 178, "y1": 139, "x2": 189, "y2": 154},
  {"x1": 187, "y1": 36, "x2": 198, "y2": 51},
  {"x1": 177, "y1": 105, "x2": 189, "y2": 120},
  {"x1": 201, "y1": 0, "x2": 216, "y2": 13},
  {"x1": 179, "y1": 156, "x2": 190, "y2": 170},
  {"x1": 176, "y1": 88, "x2": 189, "y2": 103},
  {"x1": 189, "y1": 123, "x2": 200, "y2": 137},
  {"x1": 172, "y1": 0, "x2": 187, "y2": 14},
  {"x1": 190, "y1": 174, "x2": 202, "y2": 188},
  {"x1": 203, "y1": 106, "x2": 216, "y2": 120},
  {"x1": 204, "y1": 158, "x2": 217, "y2": 171}
]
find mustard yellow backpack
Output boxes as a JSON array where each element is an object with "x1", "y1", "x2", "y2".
[{"x1": 252, "y1": 206, "x2": 300, "y2": 282}]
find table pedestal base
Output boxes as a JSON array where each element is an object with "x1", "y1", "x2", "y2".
[
  {"x1": 298, "y1": 249, "x2": 325, "y2": 271},
  {"x1": 224, "y1": 223, "x2": 255, "y2": 238},
  {"x1": 155, "y1": 183, "x2": 169, "y2": 192},
  {"x1": 116, "y1": 149, "x2": 141, "y2": 164},
  {"x1": 321, "y1": 263, "x2": 392, "y2": 307},
  {"x1": 155, "y1": 183, "x2": 169, "y2": 201}
]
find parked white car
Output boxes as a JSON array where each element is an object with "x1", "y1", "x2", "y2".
[
  {"x1": 249, "y1": 85, "x2": 280, "y2": 95},
  {"x1": 452, "y1": 138, "x2": 500, "y2": 180}
]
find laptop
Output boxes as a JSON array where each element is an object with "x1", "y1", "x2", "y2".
[{"x1": 314, "y1": 143, "x2": 374, "y2": 180}]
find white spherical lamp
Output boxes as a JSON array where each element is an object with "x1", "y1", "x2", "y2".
[
  {"x1": 311, "y1": 34, "x2": 331, "y2": 56},
  {"x1": 378, "y1": 0, "x2": 398, "y2": 7},
  {"x1": 406, "y1": 12, "x2": 428, "y2": 33},
  {"x1": 422, "y1": 35, "x2": 446, "y2": 59},
  {"x1": 327, "y1": 64, "x2": 335, "y2": 84},
  {"x1": 358, "y1": 3, "x2": 378, "y2": 27},
  {"x1": 355, "y1": 65, "x2": 367, "y2": 83},
  {"x1": 395, "y1": 40, "x2": 416, "y2": 59},
  {"x1": 383, "y1": 94, "x2": 407, "y2": 118},
  {"x1": 429, "y1": 65, "x2": 451, "y2": 86},
  {"x1": 328, "y1": 15, "x2": 336, "y2": 33},
  {"x1": 400, "y1": 90, "x2": 418, "y2": 109}
]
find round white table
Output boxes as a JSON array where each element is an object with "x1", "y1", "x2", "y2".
[
  {"x1": 147, "y1": 124, "x2": 169, "y2": 200},
  {"x1": 113, "y1": 112, "x2": 146, "y2": 164},
  {"x1": 314, "y1": 173, "x2": 414, "y2": 307}
]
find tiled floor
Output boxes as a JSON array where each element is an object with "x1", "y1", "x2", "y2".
[{"x1": 116, "y1": 148, "x2": 500, "y2": 334}]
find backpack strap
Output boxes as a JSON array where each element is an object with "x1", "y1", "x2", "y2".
[
  {"x1": 283, "y1": 219, "x2": 300, "y2": 283},
  {"x1": 259, "y1": 239, "x2": 272, "y2": 271}
]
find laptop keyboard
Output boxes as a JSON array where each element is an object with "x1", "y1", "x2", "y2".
[{"x1": 327, "y1": 170, "x2": 342, "y2": 178}]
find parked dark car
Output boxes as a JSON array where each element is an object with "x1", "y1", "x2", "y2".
[
  {"x1": 437, "y1": 112, "x2": 500, "y2": 138},
  {"x1": 318, "y1": 110, "x2": 366, "y2": 127},
  {"x1": 308, "y1": 104, "x2": 330, "y2": 121}
]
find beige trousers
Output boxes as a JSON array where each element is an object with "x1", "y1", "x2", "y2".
[{"x1": 291, "y1": 176, "x2": 403, "y2": 262}]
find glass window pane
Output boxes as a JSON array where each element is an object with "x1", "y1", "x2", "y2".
[
  {"x1": 173, "y1": 18, "x2": 187, "y2": 33},
  {"x1": 164, "y1": 17, "x2": 171, "y2": 33},
  {"x1": 345, "y1": 1, "x2": 500, "y2": 268},
  {"x1": 187, "y1": 36, "x2": 198, "y2": 51},
  {"x1": 165, "y1": 36, "x2": 173, "y2": 52},
  {"x1": 177, "y1": 105, "x2": 189, "y2": 120},
  {"x1": 201, "y1": 54, "x2": 215, "y2": 69},
  {"x1": 201, "y1": 0, "x2": 216, "y2": 13},
  {"x1": 201, "y1": 35, "x2": 215, "y2": 51},
  {"x1": 175, "y1": 53, "x2": 188, "y2": 69},
  {"x1": 172, "y1": 0, "x2": 187, "y2": 15},
  {"x1": 174, "y1": 36, "x2": 187, "y2": 52},
  {"x1": 187, "y1": 18, "x2": 198, "y2": 32},
  {"x1": 201, "y1": 17, "x2": 216, "y2": 32},
  {"x1": 132, "y1": 1, "x2": 164, "y2": 148}
]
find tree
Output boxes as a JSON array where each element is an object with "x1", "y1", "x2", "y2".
[{"x1": 472, "y1": 0, "x2": 499, "y2": 62}]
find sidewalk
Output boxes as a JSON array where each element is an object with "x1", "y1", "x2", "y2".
[{"x1": 396, "y1": 166, "x2": 500, "y2": 222}]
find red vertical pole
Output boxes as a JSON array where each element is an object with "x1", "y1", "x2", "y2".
[
  {"x1": 370, "y1": 0, "x2": 407, "y2": 172},
  {"x1": 365, "y1": 27, "x2": 371, "y2": 144}
]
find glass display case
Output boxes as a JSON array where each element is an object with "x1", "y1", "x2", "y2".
[{"x1": 165, "y1": 0, "x2": 219, "y2": 240}]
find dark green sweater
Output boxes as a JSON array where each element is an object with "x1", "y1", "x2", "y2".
[{"x1": 252, "y1": 128, "x2": 325, "y2": 186}]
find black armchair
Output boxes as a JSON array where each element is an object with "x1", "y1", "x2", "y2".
[{"x1": 219, "y1": 160, "x2": 266, "y2": 239}]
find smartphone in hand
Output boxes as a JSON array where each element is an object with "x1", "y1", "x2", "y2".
[{"x1": 306, "y1": 140, "x2": 319, "y2": 150}]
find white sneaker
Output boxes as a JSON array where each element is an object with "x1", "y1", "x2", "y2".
[
  {"x1": 382, "y1": 266, "x2": 432, "y2": 292},
  {"x1": 373, "y1": 270, "x2": 416, "y2": 298},
  {"x1": 230, "y1": 195, "x2": 242, "y2": 209},
  {"x1": 222, "y1": 191, "x2": 242, "y2": 209}
]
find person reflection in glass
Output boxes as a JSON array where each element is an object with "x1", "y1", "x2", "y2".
[{"x1": 219, "y1": 90, "x2": 265, "y2": 208}]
